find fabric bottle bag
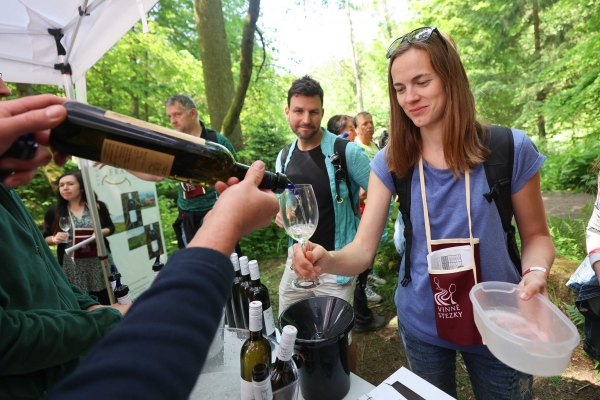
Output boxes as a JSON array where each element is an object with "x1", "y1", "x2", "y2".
[
  {"x1": 70, "y1": 214, "x2": 97, "y2": 259},
  {"x1": 419, "y1": 159, "x2": 483, "y2": 346}
]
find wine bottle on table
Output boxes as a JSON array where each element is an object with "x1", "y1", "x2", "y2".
[
  {"x1": 270, "y1": 325, "x2": 298, "y2": 393},
  {"x1": 108, "y1": 264, "x2": 121, "y2": 291},
  {"x1": 231, "y1": 253, "x2": 246, "y2": 328},
  {"x1": 152, "y1": 254, "x2": 164, "y2": 278},
  {"x1": 49, "y1": 102, "x2": 290, "y2": 193},
  {"x1": 248, "y1": 260, "x2": 276, "y2": 340},
  {"x1": 238, "y1": 256, "x2": 252, "y2": 329},
  {"x1": 114, "y1": 277, "x2": 132, "y2": 305},
  {"x1": 240, "y1": 301, "x2": 272, "y2": 400},
  {"x1": 252, "y1": 363, "x2": 273, "y2": 400}
]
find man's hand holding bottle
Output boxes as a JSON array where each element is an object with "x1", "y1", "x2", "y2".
[{"x1": 0, "y1": 95, "x2": 68, "y2": 188}]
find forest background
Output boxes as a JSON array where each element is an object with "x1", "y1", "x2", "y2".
[{"x1": 5, "y1": 0, "x2": 600, "y2": 393}]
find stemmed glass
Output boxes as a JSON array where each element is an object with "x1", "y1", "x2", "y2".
[
  {"x1": 58, "y1": 216, "x2": 71, "y2": 244},
  {"x1": 278, "y1": 184, "x2": 321, "y2": 290}
]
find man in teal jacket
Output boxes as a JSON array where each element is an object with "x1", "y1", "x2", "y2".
[{"x1": 0, "y1": 77, "x2": 128, "y2": 398}]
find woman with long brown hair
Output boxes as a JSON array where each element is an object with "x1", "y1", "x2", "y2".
[
  {"x1": 44, "y1": 171, "x2": 115, "y2": 305},
  {"x1": 292, "y1": 27, "x2": 554, "y2": 399}
]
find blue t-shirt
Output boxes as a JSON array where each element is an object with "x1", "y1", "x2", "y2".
[{"x1": 371, "y1": 128, "x2": 545, "y2": 353}]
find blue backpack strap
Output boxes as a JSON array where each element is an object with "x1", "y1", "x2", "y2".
[
  {"x1": 392, "y1": 168, "x2": 414, "y2": 286},
  {"x1": 482, "y1": 125, "x2": 521, "y2": 273}
]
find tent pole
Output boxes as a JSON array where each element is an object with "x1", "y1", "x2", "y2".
[
  {"x1": 66, "y1": 75, "x2": 115, "y2": 305},
  {"x1": 77, "y1": 158, "x2": 116, "y2": 305}
]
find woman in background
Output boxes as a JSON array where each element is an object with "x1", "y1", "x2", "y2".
[
  {"x1": 327, "y1": 114, "x2": 357, "y2": 141},
  {"x1": 44, "y1": 171, "x2": 115, "y2": 305}
]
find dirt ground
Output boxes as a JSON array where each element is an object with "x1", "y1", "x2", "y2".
[{"x1": 262, "y1": 191, "x2": 600, "y2": 400}]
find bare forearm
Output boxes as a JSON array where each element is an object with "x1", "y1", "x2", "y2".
[{"x1": 520, "y1": 235, "x2": 555, "y2": 273}]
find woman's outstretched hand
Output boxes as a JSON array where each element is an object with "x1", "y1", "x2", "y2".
[{"x1": 291, "y1": 240, "x2": 330, "y2": 279}]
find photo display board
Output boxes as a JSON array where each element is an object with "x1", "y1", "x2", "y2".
[{"x1": 89, "y1": 166, "x2": 168, "y2": 300}]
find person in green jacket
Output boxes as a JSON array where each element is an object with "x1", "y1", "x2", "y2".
[{"x1": 0, "y1": 77, "x2": 130, "y2": 399}]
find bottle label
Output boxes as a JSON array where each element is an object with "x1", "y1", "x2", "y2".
[
  {"x1": 117, "y1": 294, "x2": 132, "y2": 305},
  {"x1": 101, "y1": 139, "x2": 174, "y2": 177},
  {"x1": 263, "y1": 307, "x2": 276, "y2": 336},
  {"x1": 240, "y1": 378, "x2": 254, "y2": 400},
  {"x1": 253, "y1": 380, "x2": 273, "y2": 400},
  {"x1": 105, "y1": 110, "x2": 207, "y2": 146}
]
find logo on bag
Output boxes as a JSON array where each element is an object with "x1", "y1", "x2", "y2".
[{"x1": 433, "y1": 277, "x2": 462, "y2": 319}]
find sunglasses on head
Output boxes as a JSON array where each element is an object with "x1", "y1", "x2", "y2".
[{"x1": 386, "y1": 26, "x2": 448, "y2": 59}]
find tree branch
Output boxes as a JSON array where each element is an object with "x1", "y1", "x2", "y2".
[
  {"x1": 254, "y1": 28, "x2": 266, "y2": 84},
  {"x1": 221, "y1": 0, "x2": 260, "y2": 141}
]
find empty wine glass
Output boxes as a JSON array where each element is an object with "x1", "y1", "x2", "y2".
[
  {"x1": 278, "y1": 184, "x2": 320, "y2": 290},
  {"x1": 58, "y1": 216, "x2": 71, "y2": 244}
]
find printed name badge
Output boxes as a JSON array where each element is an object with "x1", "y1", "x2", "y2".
[{"x1": 426, "y1": 245, "x2": 474, "y2": 271}]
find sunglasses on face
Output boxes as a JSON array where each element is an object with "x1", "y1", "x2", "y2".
[{"x1": 386, "y1": 26, "x2": 448, "y2": 59}]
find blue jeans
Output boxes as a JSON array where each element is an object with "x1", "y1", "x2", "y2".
[{"x1": 397, "y1": 321, "x2": 533, "y2": 400}]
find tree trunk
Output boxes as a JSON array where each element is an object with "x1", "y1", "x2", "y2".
[
  {"x1": 16, "y1": 83, "x2": 35, "y2": 97},
  {"x1": 380, "y1": 0, "x2": 394, "y2": 41},
  {"x1": 532, "y1": 0, "x2": 546, "y2": 142},
  {"x1": 346, "y1": 0, "x2": 364, "y2": 112},
  {"x1": 194, "y1": 0, "x2": 243, "y2": 149},
  {"x1": 221, "y1": 0, "x2": 260, "y2": 145},
  {"x1": 129, "y1": 51, "x2": 139, "y2": 119}
]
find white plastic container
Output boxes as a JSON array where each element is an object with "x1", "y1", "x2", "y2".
[{"x1": 469, "y1": 281, "x2": 579, "y2": 376}]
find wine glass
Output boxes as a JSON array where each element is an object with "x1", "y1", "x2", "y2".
[
  {"x1": 278, "y1": 184, "x2": 321, "y2": 290},
  {"x1": 58, "y1": 216, "x2": 71, "y2": 244}
]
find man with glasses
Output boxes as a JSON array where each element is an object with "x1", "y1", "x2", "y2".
[{"x1": 275, "y1": 75, "x2": 373, "y2": 372}]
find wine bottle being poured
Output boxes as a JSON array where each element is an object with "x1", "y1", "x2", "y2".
[{"x1": 49, "y1": 102, "x2": 291, "y2": 193}]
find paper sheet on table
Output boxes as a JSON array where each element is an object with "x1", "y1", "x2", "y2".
[
  {"x1": 426, "y1": 245, "x2": 473, "y2": 271},
  {"x1": 357, "y1": 367, "x2": 455, "y2": 400}
]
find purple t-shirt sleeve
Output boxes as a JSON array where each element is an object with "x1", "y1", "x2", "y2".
[
  {"x1": 371, "y1": 148, "x2": 395, "y2": 193},
  {"x1": 371, "y1": 129, "x2": 545, "y2": 195}
]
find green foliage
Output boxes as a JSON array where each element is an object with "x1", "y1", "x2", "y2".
[
  {"x1": 563, "y1": 302, "x2": 585, "y2": 327},
  {"x1": 239, "y1": 220, "x2": 288, "y2": 260},
  {"x1": 14, "y1": 171, "x2": 56, "y2": 227},
  {"x1": 157, "y1": 193, "x2": 179, "y2": 256},
  {"x1": 237, "y1": 122, "x2": 290, "y2": 172},
  {"x1": 541, "y1": 139, "x2": 600, "y2": 193},
  {"x1": 547, "y1": 215, "x2": 588, "y2": 261}
]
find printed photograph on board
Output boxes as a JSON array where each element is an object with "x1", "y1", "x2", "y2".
[
  {"x1": 138, "y1": 191, "x2": 157, "y2": 210},
  {"x1": 121, "y1": 191, "x2": 142, "y2": 230},
  {"x1": 126, "y1": 226, "x2": 146, "y2": 251},
  {"x1": 145, "y1": 222, "x2": 163, "y2": 259}
]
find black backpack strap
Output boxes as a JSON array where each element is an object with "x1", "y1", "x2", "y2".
[
  {"x1": 279, "y1": 144, "x2": 292, "y2": 174},
  {"x1": 392, "y1": 168, "x2": 414, "y2": 286},
  {"x1": 335, "y1": 137, "x2": 352, "y2": 200},
  {"x1": 481, "y1": 125, "x2": 522, "y2": 273}
]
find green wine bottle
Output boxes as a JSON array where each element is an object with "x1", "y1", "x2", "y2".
[
  {"x1": 252, "y1": 363, "x2": 273, "y2": 400},
  {"x1": 240, "y1": 301, "x2": 272, "y2": 400},
  {"x1": 248, "y1": 260, "x2": 276, "y2": 340},
  {"x1": 270, "y1": 325, "x2": 298, "y2": 393},
  {"x1": 238, "y1": 256, "x2": 252, "y2": 330},
  {"x1": 49, "y1": 102, "x2": 290, "y2": 193}
]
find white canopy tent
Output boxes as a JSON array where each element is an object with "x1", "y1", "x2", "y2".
[
  {"x1": 0, "y1": 0, "x2": 158, "y2": 98},
  {"x1": 0, "y1": 0, "x2": 160, "y2": 303}
]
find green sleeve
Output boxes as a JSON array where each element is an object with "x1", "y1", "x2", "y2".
[
  {"x1": 70, "y1": 284, "x2": 101, "y2": 310},
  {"x1": 0, "y1": 307, "x2": 122, "y2": 376}
]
